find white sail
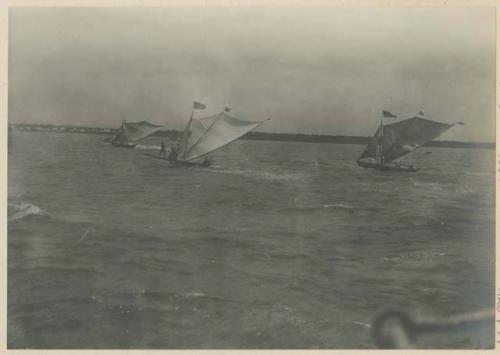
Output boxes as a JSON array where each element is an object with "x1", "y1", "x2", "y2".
[
  {"x1": 178, "y1": 111, "x2": 268, "y2": 161},
  {"x1": 113, "y1": 120, "x2": 163, "y2": 144},
  {"x1": 358, "y1": 116, "x2": 461, "y2": 163}
]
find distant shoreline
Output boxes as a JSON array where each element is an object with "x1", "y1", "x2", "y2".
[{"x1": 8, "y1": 123, "x2": 495, "y2": 150}]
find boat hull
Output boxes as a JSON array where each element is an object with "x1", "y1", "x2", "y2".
[
  {"x1": 111, "y1": 141, "x2": 137, "y2": 148},
  {"x1": 173, "y1": 160, "x2": 212, "y2": 168},
  {"x1": 143, "y1": 153, "x2": 212, "y2": 167},
  {"x1": 357, "y1": 159, "x2": 417, "y2": 172}
]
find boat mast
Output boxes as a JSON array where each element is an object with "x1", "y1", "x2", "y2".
[
  {"x1": 180, "y1": 110, "x2": 194, "y2": 160},
  {"x1": 118, "y1": 119, "x2": 127, "y2": 144},
  {"x1": 224, "y1": 85, "x2": 229, "y2": 111},
  {"x1": 376, "y1": 114, "x2": 384, "y2": 166}
]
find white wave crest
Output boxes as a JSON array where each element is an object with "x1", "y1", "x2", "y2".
[
  {"x1": 135, "y1": 144, "x2": 161, "y2": 150},
  {"x1": 323, "y1": 203, "x2": 353, "y2": 209},
  {"x1": 8, "y1": 202, "x2": 42, "y2": 221},
  {"x1": 184, "y1": 292, "x2": 207, "y2": 298}
]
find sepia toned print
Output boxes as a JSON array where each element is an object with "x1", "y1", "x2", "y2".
[{"x1": 7, "y1": 5, "x2": 495, "y2": 349}]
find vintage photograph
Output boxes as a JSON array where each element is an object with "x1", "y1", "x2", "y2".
[{"x1": 7, "y1": 4, "x2": 495, "y2": 349}]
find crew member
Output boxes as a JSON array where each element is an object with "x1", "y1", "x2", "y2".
[{"x1": 159, "y1": 142, "x2": 167, "y2": 159}]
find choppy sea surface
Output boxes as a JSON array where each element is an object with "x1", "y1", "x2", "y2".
[{"x1": 8, "y1": 131, "x2": 495, "y2": 349}]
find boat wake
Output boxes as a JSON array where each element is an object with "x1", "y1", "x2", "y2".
[{"x1": 200, "y1": 166, "x2": 306, "y2": 182}]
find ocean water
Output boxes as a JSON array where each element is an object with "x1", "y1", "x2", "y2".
[{"x1": 8, "y1": 131, "x2": 495, "y2": 349}]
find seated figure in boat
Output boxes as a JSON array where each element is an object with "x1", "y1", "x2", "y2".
[
  {"x1": 167, "y1": 143, "x2": 179, "y2": 163},
  {"x1": 201, "y1": 156, "x2": 213, "y2": 167}
]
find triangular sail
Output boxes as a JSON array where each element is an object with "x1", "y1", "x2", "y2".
[
  {"x1": 358, "y1": 116, "x2": 457, "y2": 163},
  {"x1": 178, "y1": 113, "x2": 194, "y2": 159},
  {"x1": 113, "y1": 120, "x2": 163, "y2": 143},
  {"x1": 178, "y1": 112, "x2": 267, "y2": 161}
]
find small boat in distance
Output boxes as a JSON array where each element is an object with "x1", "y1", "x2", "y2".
[
  {"x1": 106, "y1": 120, "x2": 164, "y2": 148},
  {"x1": 357, "y1": 111, "x2": 464, "y2": 172},
  {"x1": 169, "y1": 101, "x2": 270, "y2": 167}
]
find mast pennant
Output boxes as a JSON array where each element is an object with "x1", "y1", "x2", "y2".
[
  {"x1": 193, "y1": 101, "x2": 207, "y2": 110},
  {"x1": 382, "y1": 110, "x2": 397, "y2": 118}
]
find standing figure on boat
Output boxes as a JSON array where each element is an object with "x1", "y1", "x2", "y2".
[{"x1": 159, "y1": 142, "x2": 167, "y2": 159}]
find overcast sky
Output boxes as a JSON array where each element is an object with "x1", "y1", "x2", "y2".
[{"x1": 8, "y1": 6, "x2": 495, "y2": 142}]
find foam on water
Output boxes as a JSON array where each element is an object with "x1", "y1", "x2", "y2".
[
  {"x1": 201, "y1": 166, "x2": 307, "y2": 182},
  {"x1": 353, "y1": 321, "x2": 371, "y2": 328},
  {"x1": 135, "y1": 144, "x2": 161, "y2": 150},
  {"x1": 323, "y1": 203, "x2": 354, "y2": 209},
  {"x1": 184, "y1": 292, "x2": 208, "y2": 298},
  {"x1": 8, "y1": 202, "x2": 43, "y2": 221}
]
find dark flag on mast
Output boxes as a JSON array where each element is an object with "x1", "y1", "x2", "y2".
[
  {"x1": 193, "y1": 101, "x2": 206, "y2": 110},
  {"x1": 224, "y1": 107, "x2": 231, "y2": 113},
  {"x1": 382, "y1": 110, "x2": 397, "y2": 118}
]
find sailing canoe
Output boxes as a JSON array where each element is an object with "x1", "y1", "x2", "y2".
[
  {"x1": 109, "y1": 120, "x2": 163, "y2": 148},
  {"x1": 176, "y1": 110, "x2": 270, "y2": 164},
  {"x1": 357, "y1": 115, "x2": 463, "y2": 172}
]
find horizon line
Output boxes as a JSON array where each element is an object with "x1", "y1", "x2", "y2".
[{"x1": 8, "y1": 123, "x2": 495, "y2": 146}]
